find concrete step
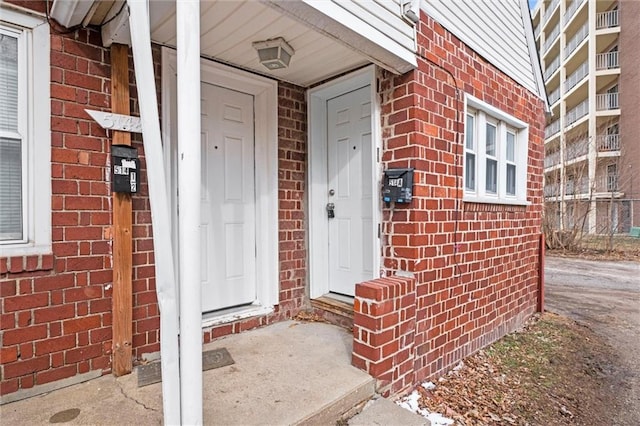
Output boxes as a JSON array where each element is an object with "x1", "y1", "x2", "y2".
[
  {"x1": 348, "y1": 397, "x2": 431, "y2": 426},
  {"x1": 0, "y1": 320, "x2": 376, "y2": 425}
]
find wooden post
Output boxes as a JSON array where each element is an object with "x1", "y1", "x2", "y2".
[{"x1": 111, "y1": 43, "x2": 133, "y2": 376}]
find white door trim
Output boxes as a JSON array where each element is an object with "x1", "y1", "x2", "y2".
[
  {"x1": 307, "y1": 65, "x2": 381, "y2": 299},
  {"x1": 161, "y1": 47, "x2": 279, "y2": 316}
]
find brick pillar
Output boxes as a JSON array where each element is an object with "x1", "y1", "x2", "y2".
[{"x1": 352, "y1": 276, "x2": 416, "y2": 396}]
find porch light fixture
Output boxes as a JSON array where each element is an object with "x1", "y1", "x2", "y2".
[{"x1": 252, "y1": 37, "x2": 294, "y2": 70}]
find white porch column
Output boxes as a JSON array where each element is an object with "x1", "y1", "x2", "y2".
[
  {"x1": 126, "y1": 1, "x2": 181, "y2": 424},
  {"x1": 176, "y1": 0, "x2": 203, "y2": 424}
]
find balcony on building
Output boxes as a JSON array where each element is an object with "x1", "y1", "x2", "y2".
[
  {"x1": 545, "y1": 118, "x2": 561, "y2": 140},
  {"x1": 544, "y1": 149, "x2": 562, "y2": 169},
  {"x1": 544, "y1": 182, "x2": 561, "y2": 197},
  {"x1": 543, "y1": 22, "x2": 561, "y2": 54},
  {"x1": 596, "y1": 91, "x2": 619, "y2": 112},
  {"x1": 565, "y1": 177, "x2": 589, "y2": 196},
  {"x1": 564, "y1": 21, "x2": 588, "y2": 63},
  {"x1": 596, "y1": 50, "x2": 619, "y2": 72},
  {"x1": 548, "y1": 85, "x2": 561, "y2": 106},
  {"x1": 564, "y1": 60, "x2": 588, "y2": 108},
  {"x1": 596, "y1": 7, "x2": 619, "y2": 31},
  {"x1": 595, "y1": 170, "x2": 619, "y2": 193},
  {"x1": 565, "y1": 99, "x2": 589, "y2": 128},
  {"x1": 543, "y1": 0, "x2": 560, "y2": 25},
  {"x1": 565, "y1": 136, "x2": 589, "y2": 164},
  {"x1": 564, "y1": 0, "x2": 587, "y2": 29},
  {"x1": 596, "y1": 6, "x2": 620, "y2": 53},
  {"x1": 597, "y1": 123, "x2": 621, "y2": 155},
  {"x1": 544, "y1": 54, "x2": 561, "y2": 82}
]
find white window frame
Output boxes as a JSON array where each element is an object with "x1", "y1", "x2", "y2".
[
  {"x1": 0, "y1": 7, "x2": 51, "y2": 257},
  {"x1": 463, "y1": 94, "x2": 529, "y2": 205}
]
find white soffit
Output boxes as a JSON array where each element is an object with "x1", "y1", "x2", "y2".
[{"x1": 50, "y1": 0, "x2": 418, "y2": 87}]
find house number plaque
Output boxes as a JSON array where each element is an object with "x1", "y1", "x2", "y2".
[{"x1": 85, "y1": 109, "x2": 143, "y2": 133}]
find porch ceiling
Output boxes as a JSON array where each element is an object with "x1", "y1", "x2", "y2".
[{"x1": 63, "y1": 0, "x2": 372, "y2": 87}]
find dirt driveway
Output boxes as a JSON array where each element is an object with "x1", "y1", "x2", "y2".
[{"x1": 545, "y1": 256, "x2": 640, "y2": 425}]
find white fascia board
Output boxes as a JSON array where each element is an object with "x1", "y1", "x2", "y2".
[
  {"x1": 267, "y1": 0, "x2": 417, "y2": 74},
  {"x1": 518, "y1": 0, "x2": 550, "y2": 110},
  {"x1": 50, "y1": 0, "x2": 95, "y2": 28}
]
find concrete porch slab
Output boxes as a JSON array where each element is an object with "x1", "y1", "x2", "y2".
[{"x1": 0, "y1": 320, "x2": 375, "y2": 425}]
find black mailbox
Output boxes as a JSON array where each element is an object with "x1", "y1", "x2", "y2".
[
  {"x1": 382, "y1": 168, "x2": 414, "y2": 203},
  {"x1": 111, "y1": 145, "x2": 139, "y2": 194}
]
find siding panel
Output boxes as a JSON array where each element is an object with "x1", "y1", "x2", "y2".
[{"x1": 422, "y1": 0, "x2": 538, "y2": 95}]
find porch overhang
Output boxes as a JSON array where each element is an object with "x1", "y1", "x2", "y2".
[{"x1": 50, "y1": 0, "x2": 418, "y2": 86}]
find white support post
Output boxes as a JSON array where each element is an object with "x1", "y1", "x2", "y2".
[
  {"x1": 177, "y1": 0, "x2": 203, "y2": 424},
  {"x1": 126, "y1": 1, "x2": 181, "y2": 425}
]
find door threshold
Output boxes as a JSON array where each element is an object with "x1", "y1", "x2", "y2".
[
  {"x1": 311, "y1": 294, "x2": 354, "y2": 324},
  {"x1": 201, "y1": 305, "x2": 274, "y2": 329}
]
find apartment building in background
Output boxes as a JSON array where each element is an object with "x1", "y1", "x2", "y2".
[{"x1": 533, "y1": 0, "x2": 639, "y2": 234}]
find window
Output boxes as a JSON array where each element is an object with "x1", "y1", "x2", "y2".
[
  {"x1": 464, "y1": 95, "x2": 529, "y2": 204},
  {"x1": 0, "y1": 7, "x2": 50, "y2": 256},
  {"x1": 464, "y1": 113, "x2": 475, "y2": 191}
]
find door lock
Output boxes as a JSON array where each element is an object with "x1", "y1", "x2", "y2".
[{"x1": 326, "y1": 203, "x2": 335, "y2": 219}]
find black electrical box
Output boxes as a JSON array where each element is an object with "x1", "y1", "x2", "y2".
[
  {"x1": 111, "y1": 145, "x2": 139, "y2": 194},
  {"x1": 382, "y1": 168, "x2": 414, "y2": 203}
]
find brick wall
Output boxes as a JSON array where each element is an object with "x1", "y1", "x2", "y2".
[
  {"x1": 619, "y1": 0, "x2": 640, "y2": 228},
  {"x1": 354, "y1": 11, "x2": 545, "y2": 393},
  {"x1": 1, "y1": 25, "x2": 115, "y2": 397}
]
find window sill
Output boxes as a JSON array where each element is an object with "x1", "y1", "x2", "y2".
[
  {"x1": 463, "y1": 195, "x2": 531, "y2": 206},
  {"x1": 1, "y1": 253, "x2": 54, "y2": 274}
]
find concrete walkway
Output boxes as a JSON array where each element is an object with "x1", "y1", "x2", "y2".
[{"x1": 0, "y1": 321, "x2": 377, "y2": 425}]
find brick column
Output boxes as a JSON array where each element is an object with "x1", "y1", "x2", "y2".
[{"x1": 352, "y1": 276, "x2": 416, "y2": 396}]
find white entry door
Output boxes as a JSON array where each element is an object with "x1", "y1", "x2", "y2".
[
  {"x1": 326, "y1": 86, "x2": 374, "y2": 296},
  {"x1": 200, "y1": 82, "x2": 256, "y2": 313}
]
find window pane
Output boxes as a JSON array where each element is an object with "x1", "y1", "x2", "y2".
[
  {"x1": 486, "y1": 158, "x2": 497, "y2": 193},
  {"x1": 0, "y1": 137, "x2": 23, "y2": 240},
  {"x1": 465, "y1": 152, "x2": 475, "y2": 190},
  {"x1": 506, "y1": 164, "x2": 516, "y2": 195},
  {"x1": 465, "y1": 114, "x2": 474, "y2": 149},
  {"x1": 506, "y1": 132, "x2": 515, "y2": 162},
  {"x1": 0, "y1": 32, "x2": 19, "y2": 132},
  {"x1": 486, "y1": 123, "x2": 496, "y2": 156}
]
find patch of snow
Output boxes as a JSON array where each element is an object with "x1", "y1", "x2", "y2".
[
  {"x1": 397, "y1": 390, "x2": 454, "y2": 426},
  {"x1": 452, "y1": 361, "x2": 464, "y2": 371},
  {"x1": 421, "y1": 381, "x2": 436, "y2": 391}
]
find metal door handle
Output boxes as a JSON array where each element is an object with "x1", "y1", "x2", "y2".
[{"x1": 326, "y1": 203, "x2": 335, "y2": 219}]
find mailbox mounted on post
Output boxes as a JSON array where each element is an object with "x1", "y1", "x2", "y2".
[
  {"x1": 382, "y1": 168, "x2": 414, "y2": 203},
  {"x1": 111, "y1": 145, "x2": 139, "y2": 194}
]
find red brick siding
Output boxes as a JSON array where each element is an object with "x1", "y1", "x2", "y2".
[
  {"x1": 354, "y1": 11, "x2": 545, "y2": 392},
  {"x1": 352, "y1": 277, "x2": 416, "y2": 395},
  {"x1": 1, "y1": 24, "x2": 113, "y2": 396}
]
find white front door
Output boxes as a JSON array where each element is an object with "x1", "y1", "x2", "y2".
[
  {"x1": 200, "y1": 82, "x2": 256, "y2": 313},
  {"x1": 326, "y1": 86, "x2": 374, "y2": 296}
]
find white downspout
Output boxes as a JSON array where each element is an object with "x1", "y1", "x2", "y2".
[
  {"x1": 126, "y1": 1, "x2": 181, "y2": 424},
  {"x1": 176, "y1": 0, "x2": 203, "y2": 424}
]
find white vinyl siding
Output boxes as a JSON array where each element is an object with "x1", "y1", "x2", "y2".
[
  {"x1": 421, "y1": 0, "x2": 541, "y2": 97},
  {"x1": 0, "y1": 7, "x2": 51, "y2": 256},
  {"x1": 464, "y1": 95, "x2": 529, "y2": 205}
]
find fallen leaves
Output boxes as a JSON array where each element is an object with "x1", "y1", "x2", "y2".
[{"x1": 409, "y1": 313, "x2": 618, "y2": 425}]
